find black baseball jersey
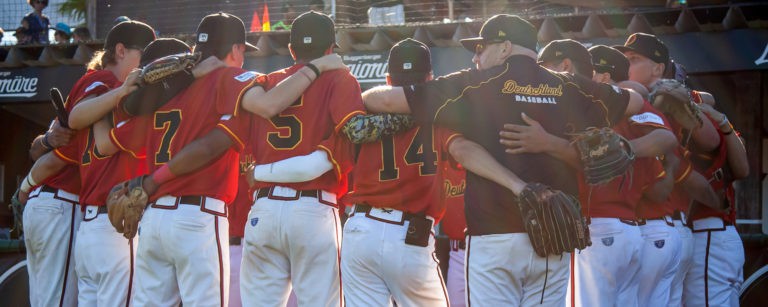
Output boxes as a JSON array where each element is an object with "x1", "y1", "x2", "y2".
[{"x1": 404, "y1": 55, "x2": 629, "y2": 235}]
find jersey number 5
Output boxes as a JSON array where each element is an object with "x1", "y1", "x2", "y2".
[
  {"x1": 379, "y1": 127, "x2": 437, "y2": 181},
  {"x1": 154, "y1": 110, "x2": 181, "y2": 164},
  {"x1": 267, "y1": 98, "x2": 302, "y2": 150}
]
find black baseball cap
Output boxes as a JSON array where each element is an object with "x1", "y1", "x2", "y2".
[
  {"x1": 460, "y1": 14, "x2": 537, "y2": 53},
  {"x1": 387, "y1": 38, "x2": 432, "y2": 85},
  {"x1": 614, "y1": 32, "x2": 669, "y2": 64},
  {"x1": 140, "y1": 38, "x2": 192, "y2": 67},
  {"x1": 589, "y1": 45, "x2": 629, "y2": 82},
  {"x1": 195, "y1": 12, "x2": 258, "y2": 54},
  {"x1": 290, "y1": 11, "x2": 337, "y2": 52},
  {"x1": 104, "y1": 21, "x2": 156, "y2": 52},
  {"x1": 538, "y1": 39, "x2": 593, "y2": 76}
]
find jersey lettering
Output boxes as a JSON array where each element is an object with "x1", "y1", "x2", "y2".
[
  {"x1": 267, "y1": 98, "x2": 303, "y2": 150},
  {"x1": 81, "y1": 127, "x2": 108, "y2": 165},
  {"x1": 378, "y1": 127, "x2": 437, "y2": 181},
  {"x1": 154, "y1": 110, "x2": 182, "y2": 164}
]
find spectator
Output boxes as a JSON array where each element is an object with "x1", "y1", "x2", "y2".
[
  {"x1": 73, "y1": 27, "x2": 92, "y2": 43},
  {"x1": 21, "y1": 0, "x2": 51, "y2": 44},
  {"x1": 111, "y1": 16, "x2": 131, "y2": 28},
  {"x1": 53, "y1": 22, "x2": 72, "y2": 43},
  {"x1": 15, "y1": 26, "x2": 32, "y2": 45},
  {"x1": 0, "y1": 28, "x2": 7, "y2": 60}
]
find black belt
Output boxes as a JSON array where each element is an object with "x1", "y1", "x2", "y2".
[
  {"x1": 40, "y1": 185, "x2": 57, "y2": 194},
  {"x1": 353, "y1": 204, "x2": 420, "y2": 224},
  {"x1": 450, "y1": 239, "x2": 466, "y2": 251},
  {"x1": 637, "y1": 217, "x2": 674, "y2": 227},
  {"x1": 672, "y1": 210, "x2": 685, "y2": 221},
  {"x1": 83, "y1": 205, "x2": 108, "y2": 221},
  {"x1": 256, "y1": 188, "x2": 319, "y2": 200},
  {"x1": 230, "y1": 236, "x2": 242, "y2": 246}
]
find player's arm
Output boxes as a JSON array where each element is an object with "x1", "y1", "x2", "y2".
[
  {"x1": 681, "y1": 169, "x2": 724, "y2": 211},
  {"x1": 241, "y1": 54, "x2": 347, "y2": 119},
  {"x1": 642, "y1": 158, "x2": 675, "y2": 203},
  {"x1": 448, "y1": 136, "x2": 526, "y2": 195},
  {"x1": 93, "y1": 117, "x2": 118, "y2": 156},
  {"x1": 697, "y1": 103, "x2": 749, "y2": 179},
  {"x1": 69, "y1": 71, "x2": 140, "y2": 130},
  {"x1": 690, "y1": 112, "x2": 720, "y2": 152},
  {"x1": 249, "y1": 150, "x2": 333, "y2": 184},
  {"x1": 141, "y1": 129, "x2": 235, "y2": 196},
  {"x1": 341, "y1": 113, "x2": 414, "y2": 144},
  {"x1": 29, "y1": 121, "x2": 76, "y2": 160},
  {"x1": 18, "y1": 151, "x2": 70, "y2": 203},
  {"x1": 628, "y1": 128, "x2": 677, "y2": 158},
  {"x1": 623, "y1": 89, "x2": 644, "y2": 117},
  {"x1": 499, "y1": 113, "x2": 580, "y2": 168},
  {"x1": 361, "y1": 85, "x2": 411, "y2": 114}
]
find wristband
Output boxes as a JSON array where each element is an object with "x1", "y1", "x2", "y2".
[
  {"x1": 304, "y1": 63, "x2": 321, "y2": 79},
  {"x1": 41, "y1": 133, "x2": 53, "y2": 150},
  {"x1": 152, "y1": 164, "x2": 177, "y2": 184},
  {"x1": 20, "y1": 174, "x2": 37, "y2": 193}
]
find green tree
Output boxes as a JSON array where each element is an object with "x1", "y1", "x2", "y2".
[{"x1": 57, "y1": 0, "x2": 86, "y2": 24}]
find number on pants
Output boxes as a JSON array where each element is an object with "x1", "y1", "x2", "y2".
[
  {"x1": 154, "y1": 110, "x2": 181, "y2": 164},
  {"x1": 379, "y1": 127, "x2": 437, "y2": 181}
]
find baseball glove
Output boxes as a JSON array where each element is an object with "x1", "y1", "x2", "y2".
[
  {"x1": 572, "y1": 127, "x2": 635, "y2": 186},
  {"x1": 9, "y1": 190, "x2": 24, "y2": 238},
  {"x1": 517, "y1": 183, "x2": 591, "y2": 257},
  {"x1": 648, "y1": 79, "x2": 702, "y2": 130},
  {"x1": 137, "y1": 52, "x2": 201, "y2": 86},
  {"x1": 107, "y1": 175, "x2": 149, "y2": 240}
]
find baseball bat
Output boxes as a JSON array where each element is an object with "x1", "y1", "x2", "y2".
[{"x1": 49, "y1": 88, "x2": 69, "y2": 129}]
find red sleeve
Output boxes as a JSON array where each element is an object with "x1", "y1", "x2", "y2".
[
  {"x1": 109, "y1": 115, "x2": 150, "y2": 158},
  {"x1": 213, "y1": 69, "x2": 260, "y2": 152},
  {"x1": 216, "y1": 113, "x2": 252, "y2": 152},
  {"x1": 641, "y1": 158, "x2": 666, "y2": 191},
  {"x1": 628, "y1": 100, "x2": 671, "y2": 131},
  {"x1": 326, "y1": 71, "x2": 367, "y2": 132},
  {"x1": 315, "y1": 133, "x2": 356, "y2": 183},
  {"x1": 53, "y1": 137, "x2": 81, "y2": 165},
  {"x1": 674, "y1": 148, "x2": 693, "y2": 183}
]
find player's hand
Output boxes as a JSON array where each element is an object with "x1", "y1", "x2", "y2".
[
  {"x1": 696, "y1": 103, "x2": 726, "y2": 124},
  {"x1": 47, "y1": 121, "x2": 77, "y2": 148},
  {"x1": 192, "y1": 56, "x2": 226, "y2": 79},
  {"x1": 18, "y1": 190, "x2": 29, "y2": 204},
  {"x1": 141, "y1": 175, "x2": 160, "y2": 197},
  {"x1": 500, "y1": 113, "x2": 552, "y2": 154},
  {"x1": 119, "y1": 69, "x2": 141, "y2": 95},
  {"x1": 310, "y1": 53, "x2": 348, "y2": 73},
  {"x1": 246, "y1": 163, "x2": 257, "y2": 188}
]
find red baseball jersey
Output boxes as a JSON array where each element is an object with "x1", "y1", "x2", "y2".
[
  {"x1": 42, "y1": 70, "x2": 120, "y2": 195},
  {"x1": 229, "y1": 146, "x2": 255, "y2": 238},
  {"x1": 577, "y1": 114, "x2": 667, "y2": 220},
  {"x1": 342, "y1": 125, "x2": 461, "y2": 221},
  {"x1": 246, "y1": 65, "x2": 366, "y2": 195},
  {"x1": 439, "y1": 161, "x2": 467, "y2": 241},
  {"x1": 53, "y1": 70, "x2": 147, "y2": 206},
  {"x1": 110, "y1": 67, "x2": 258, "y2": 204}
]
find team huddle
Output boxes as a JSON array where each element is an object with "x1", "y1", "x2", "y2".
[{"x1": 14, "y1": 9, "x2": 747, "y2": 307}]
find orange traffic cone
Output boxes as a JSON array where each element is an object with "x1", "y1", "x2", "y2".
[
  {"x1": 250, "y1": 10, "x2": 261, "y2": 32},
  {"x1": 262, "y1": 3, "x2": 271, "y2": 31}
]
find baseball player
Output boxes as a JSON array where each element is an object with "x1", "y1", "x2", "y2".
[
  {"x1": 17, "y1": 20, "x2": 156, "y2": 307},
  {"x1": 22, "y1": 100, "x2": 78, "y2": 307},
  {"x1": 362, "y1": 14, "x2": 645, "y2": 306},
  {"x1": 440, "y1": 157, "x2": 468, "y2": 307},
  {"x1": 100, "y1": 12, "x2": 346, "y2": 306},
  {"x1": 238, "y1": 11, "x2": 364, "y2": 307},
  {"x1": 509, "y1": 42, "x2": 677, "y2": 306},
  {"x1": 613, "y1": 33, "x2": 744, "y2": 306}
]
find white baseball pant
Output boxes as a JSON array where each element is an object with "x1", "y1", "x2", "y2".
[
  {"x1": 566, "y1": 218, "x2": 643, "y2": 307},
  {"x1": 684, "y1": 217, "x2": 744, "y2": 307},
  {"x1": 669, "y1": 216, "x2": 693, "y2": 306},
  {"x1": 23, "y1": 186, "x2": 80, "y2": 307},
  {"x1": 230, "y1": 243, "x2": 243, "y2": 307},
  {"x1": 133, "y1": 196, "x2": 230, "y2": 307},
  {"x1": 75, "y1": 206, "x2": 136, "y2": 307},
  {"x1": 637, "y1": 218, "x2": 682, "y2": 306},
  {"x1": 447, "y1": 240, "x2": 467, "y2": 307},
  {"x1": 241, "y1": 187, "x2": 342, "y2": 307},
  {"x1": 467, "y1": 233, "x2": 569, "y2": 306},
  {"x1": 341, "y1": 208, "x2": 449, "y2": 307}
]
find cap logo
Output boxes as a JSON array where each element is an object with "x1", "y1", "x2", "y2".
[
  {"x1": 498, "y1": 30, "x2": 506, "y2": 37},
  {"x1": 654, "y1": 50, "x2": 661, "y2": 56},
  {"x1": 599, "y1": 59, "x2": 607, "y2": 64},
  {"x1": 198, "y1": 33, "x2": 208, "y2": 43},
  {"x1": 303, "y1": 37, "x2": 312, "y2": 44},
  {"x1": 403, "y1": 62, "x2": 412, "y2": 70},
  {"x1": 626, "y1": 34, "x2": 637, "y2": 46},
  {"x1": 555, "y1": 51, "x2": 562, "y2": 57}
]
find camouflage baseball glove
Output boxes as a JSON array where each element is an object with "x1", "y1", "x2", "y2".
[
  {"x1": 517, "y1": 183, "x2": 591, "y2": 257},
  {"x1": 137, "y1": 52, "x2": 201, "y2": 86},
  {"x1": 107, "y1": 175, "x2": 149, "y2": 239},
  {"x1": 9, "y1": 190, "x2": 25, "y2": 237},
  {"x1": 573, "y1": 127, "x2": 635, "y2": 185},
  {"x1": 648, "y1": 79, "x2": 702, "y2": 130}
]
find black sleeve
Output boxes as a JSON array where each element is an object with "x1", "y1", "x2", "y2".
[
  {"x1": 570, "y1": 73, "x2": 630, "y2": 128},
  {"x1": 403, "y1": 68, "x2": 480, "y2": 132},
  {"x1": 120, "y1": 71, "x2": 195, "y2": 116}
]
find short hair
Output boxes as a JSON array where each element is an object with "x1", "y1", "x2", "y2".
[{"x1": 73, "y1": 27, "x2": 92, "y2": 41}]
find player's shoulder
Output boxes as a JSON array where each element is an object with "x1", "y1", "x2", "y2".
[
  {"x1": 216, "y1": 67, "x2": 261, "y2": 83},
  {"x1": 76, "y1": 69, "x2": 119, "y2": 93}
]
